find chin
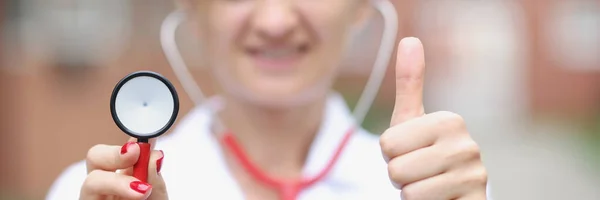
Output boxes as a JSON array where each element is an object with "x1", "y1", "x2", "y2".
[
  {"x1": 248, "y1": 84, "x2": 329, "y2": 109},
  {"x1": 226, "y1": 80, "x2": 331, "y2": 110},
  {"x1": 214, "y1": 67, "x2": 334, "y2": 109}
]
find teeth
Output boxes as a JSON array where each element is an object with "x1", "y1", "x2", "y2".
[{"x1": 260, "y1": 48, "x2": 296, "y2": 58}]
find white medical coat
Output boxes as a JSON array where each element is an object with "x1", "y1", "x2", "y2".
[{"x1": 46, "y1": 93, "x2": 491, "y2": 199}]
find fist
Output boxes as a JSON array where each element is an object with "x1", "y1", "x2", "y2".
[
  {"x1": 380, "y1": 38, "x2": 487, "y2": 200},
  {"x1": 81, "y1": 138, "x2": 169, "y2": 200}
]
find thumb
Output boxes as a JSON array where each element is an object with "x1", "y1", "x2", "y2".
[
  {"x1": 390, "y1": 37, "x2": 426, "y2": 126},
  {"x1": 147, "y1": 150, "x2": 168, "y2": 200},
  {"x1": 125, "y1": 137, "x2": 161, "y2": 180}
]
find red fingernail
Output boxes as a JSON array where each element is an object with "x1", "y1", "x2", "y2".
[
  {"x1": 130, "y1": 181, "x2": 152, "y2": 194},
  {"x1": 156, "y1": 150, "x2": 164, "y2": 173},
  {"x1": 121, "y1": 142, "x2": 136, "y2": 155}
]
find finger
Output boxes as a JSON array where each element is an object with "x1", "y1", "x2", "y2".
[
  {"x1": 147, "y1": 150, "x2": 168, "y2": 200},
  {"x1": 127, "y1": 137, "x2": 137, "y2": 143},
  {"x1": 456, "y1": 191, "x2": 487, "y2": 200},
  {"x1": 127, "y1": 137, "x2": 158, "y2": 150},
  {"x1": 116, "y1": 167, "x2": 134, "y2": 176},
  {"x1": 116, "y1": 138, "x2": 137, "y2": 176},
  {"x1": 80, "y1": 170, "x2": 152, "y2": 200},
  {"x1": 391, "y1": 37, "x2": 426, "y2": 126},
  {"x1": 454, "y1": 164, "x2": 488, "y2": 200},
  {"x1": 400, "y1": 172, "x2": 458, "y2": 200},
  {"x1": 148, "y1": 150, "x2": 165, "y2": 177},
  {"x1": 387, "y1": 146, "x2": 448, "y2": 188},
  {"x1": 380, "y1": 117, "x2": 438, "y2": 159},
  {"x1": 124, "y1": 137, "x2": 157, "y2": 176},
  {"x1": 381, "y1": 111, "x2": 468, "y2": 159},
  {"x1": 149, "y1": 138, "x2": 158, "y2": 149},
  {"x1": 86, "y1": 142, "x2": 140, "y2": 173}
]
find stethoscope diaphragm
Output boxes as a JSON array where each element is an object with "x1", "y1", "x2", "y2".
[{"x1": 110, "y1": 71, "x2": 179, "y2": 141}]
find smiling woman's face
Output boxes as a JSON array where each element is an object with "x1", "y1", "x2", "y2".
[{"x1": 185, "y1": 0, "x2": 369, "y2": 107}]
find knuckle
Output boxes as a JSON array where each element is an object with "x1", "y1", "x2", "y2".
[
  {"x1": 83, "y1": 170, "x2": 102, "y2": 193},
  {"x1": 87, "y1": 169, "x2": 104, "y2": 179},
  {"x1": 86, "y1": 144, "x2": 105, "y2": 166},
  {"x1": 151, "y1": 179, "x2": 168, "y2": 193},
  {"x1": 440, "y1": 111, "x2": 462, "y2": 121},
  {"x1": 435, "y1": 111, "x2": 466, "y2": 131},
  {"x1": 477, "y1": 167, "x2": 489, "y2": 185},
  {"x1": 387, "y1": 160, "x2": 407, "y2": 186},
  {"x1": 447, "y1": 140, "x2": 481, "y2": 164},
  {"x1": 465, "y1": 141, "x2": 482, "y2": 160},
  {"x1": 379, "y1": 130, "x2": 396, "y2": 157},
  {"x1": 466, "y1": 166, "x2": 488, "y2": 186},
  {"x1": 400, "y1": 185, "x2": 420, "y2": 200}
]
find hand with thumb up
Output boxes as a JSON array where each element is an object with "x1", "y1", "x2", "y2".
[{"x1": 380, "y1": 37, "x2": 488, "y2": 200}]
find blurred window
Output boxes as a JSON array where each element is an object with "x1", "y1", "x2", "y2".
[
  {"x1": 1, "y1": 0, "x2": 22, "y2": 71},
  {"x1": 16, "y1": 0, "x2": 133, "y2": 69},
  {"x1": 545, "y1": 0, "x2": 600, "y2": 72},
  {"x1": 415, "y1": 0, "x2": 528, "y2": 120},
  {"x1": 3, "y1": 0, "x2": 21, "y2": 21}
]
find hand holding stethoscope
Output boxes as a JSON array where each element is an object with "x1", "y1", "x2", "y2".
[{"x1": 80, "y1": 72, "x2": 176, "y2": 200}]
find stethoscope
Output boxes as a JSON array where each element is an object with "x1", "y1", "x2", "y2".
[
  {"x1": 110, "y1": 71, "x2": 180, "y2": 183},
  {"x1": 109, "y1": 1, "x2": 397, "y2": 199}
]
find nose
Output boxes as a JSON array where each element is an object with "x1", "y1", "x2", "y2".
[{"x1": 253, "y1": 1, "x2": 298, "y2": 39}]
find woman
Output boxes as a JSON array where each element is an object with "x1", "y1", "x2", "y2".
[{"x1": 47, "y1": 0, "x2": 489, "y2": 199}]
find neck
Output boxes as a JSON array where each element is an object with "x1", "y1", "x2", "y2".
[{"x1": 218, "y1": 95, "x2": 328, "y2": 178}]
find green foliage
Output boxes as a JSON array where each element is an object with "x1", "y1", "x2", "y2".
[
  {"x1": 338, "y1": 91, "x2": 392, "y2": 135},
  {"x1": 585, "y1": 115, "x2": 600, "y2": 168},
  {"x1": 361, "y1": 104, "x2": 393, "y2": 135}
]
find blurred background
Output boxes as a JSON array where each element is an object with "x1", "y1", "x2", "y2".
[{"x1": 1, "y1": 0, "x2": 599, "y2": 199}]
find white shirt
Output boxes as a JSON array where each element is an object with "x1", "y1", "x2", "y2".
[{"x1": 46, "y1": 93, "x2": 491, "y2": 199}]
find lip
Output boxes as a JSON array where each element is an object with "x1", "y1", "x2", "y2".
[{"x1": 246, "y1": 45, "x2": 308, "y2": 73}]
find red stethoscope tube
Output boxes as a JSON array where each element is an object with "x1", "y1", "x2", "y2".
[
  {"x1": 220, "y1": 127, "x2": 355, "y2": 200},
  {"x1": 133, "y1": 142, "x2": 152, "y2": 183}
]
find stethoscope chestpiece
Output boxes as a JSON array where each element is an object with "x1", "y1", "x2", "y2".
[
  {"x1": 110, "y1": 71, "x2": 180, "y2": 142},
  {"x1": 110, "y1": 71, "x2": 179, "y2": 182}
]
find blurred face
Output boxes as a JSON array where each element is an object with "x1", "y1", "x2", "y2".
[{"x1": 188, "y1": 0, "x2": 369, "y2": 107}]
